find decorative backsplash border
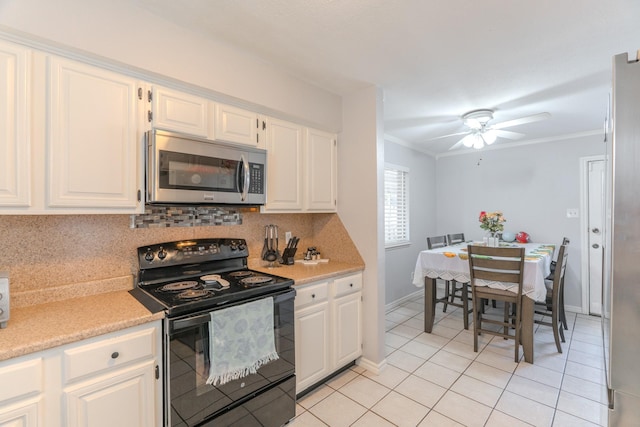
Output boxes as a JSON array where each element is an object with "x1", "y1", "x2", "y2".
[{"x1": 130, "y1": 205, "x2": 242, "y2": 228}]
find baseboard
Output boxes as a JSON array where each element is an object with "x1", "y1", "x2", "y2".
[
  {"x1": 565, "y1": 304, "x2": 584, "y2": 314},
  {"x1": 356, "y1": 356, "x2": 388, "y2": 376},
  {"x1": 385, "y1": 288, "x2": 425, "y2": 313}
]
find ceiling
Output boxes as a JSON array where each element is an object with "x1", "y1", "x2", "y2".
[{"x1": 136, "y1": 0, "x2": 640, "y2": 155}]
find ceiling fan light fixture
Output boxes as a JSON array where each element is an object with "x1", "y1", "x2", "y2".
[
  {"x1": 462, "y1": 109, "x2": 494, "y2": 128},
  {"x1": 473, "y1": 136, "x2": 484, "y2": 149},
  {"x1": 482, "y1": 129, "x2": 497, "y2": 145},
  {"x1": 462, "y1": 134, "x2": 476, "y2": 148}
]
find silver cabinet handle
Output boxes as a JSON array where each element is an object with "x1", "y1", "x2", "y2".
[
  {"x1": 592, "y1": 228, "x2": 600, "y2": 233},
  {"x1": 592, "y1": 243, "x2": 600, "y2": 249}
]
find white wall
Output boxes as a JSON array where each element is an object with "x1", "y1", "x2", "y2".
[
  {"x1": 384, "y1": 142, "x2": 436, "y2": 304},
  {"x1": 339, "y1": 86, "x2": 386, "y2": 373},
  {"x1": 435, "y1": 134, "x2": 604, "y2": 310},
  {"x1": 0, "y1": 0, "x2": 341, "y2": 131}
]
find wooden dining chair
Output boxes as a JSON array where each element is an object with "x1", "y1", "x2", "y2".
[
  {"x1": 467, "y1": 245, "x2": 526, "y2": 362},
  {"x1": 444, "y1": 232, "x2": 474, "y2": 325},
  {"x1": 426, "y1": 235, "x2": 447, "y2": 250},
  {"x1": 446, "y1": 233, "x2": 465, "y2": 245},
  {"x1": 426, "y1": 235, "x2": 454, "y2": 313},
  {"x1": 426, "y1": 235, "x2": 472, "y2": 329},
  {"x1": 546, "y1": 237, "x2": 570, "y2": 330},
  {"x1": 534, "y1": 244, "x2": 569, "y2": 353}
]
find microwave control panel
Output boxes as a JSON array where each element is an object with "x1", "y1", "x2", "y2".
[{"x1": 248, "y1": 163, "x2": 264, "y2": 194}]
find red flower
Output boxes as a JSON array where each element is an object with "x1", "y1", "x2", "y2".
[{"x1": 479, "y1": 211, "x2": 487, "y2": 221}]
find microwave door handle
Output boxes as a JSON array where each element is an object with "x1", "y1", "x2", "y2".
[{"x1": 239, "y1": 154, "x2": 250, "y2": 201}]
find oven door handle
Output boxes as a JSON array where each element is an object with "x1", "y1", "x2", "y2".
[
  {"x1": 170, "y1": 289, "x2": 296, "y2": 333},
  {"x1": 171, "y1": 313, "x2": 212, "y2": 332}
]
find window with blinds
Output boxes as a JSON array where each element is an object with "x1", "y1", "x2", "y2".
[{"x1": 384, "y1": 164, "x2": 409, "y2": 247}]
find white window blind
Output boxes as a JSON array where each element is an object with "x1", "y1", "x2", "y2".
[{"x1": 384, "y1": 164, "x2": 409, "y2": 246}]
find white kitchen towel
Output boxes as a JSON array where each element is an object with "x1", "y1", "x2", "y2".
[{"x1": 206, "y1": 297, "x2": 278, "y2": 386}]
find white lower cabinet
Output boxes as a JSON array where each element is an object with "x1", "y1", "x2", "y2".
[
  {"x1": 0, "y1": 321, "x2": 161, "y2": 427},
  {"x1": 295, "y1": 272, "x2": 362, "y2": 394},
  {"x1": 295, "y1": 281, "x2": 331, "y2": 392},
  {"x1": 0, "y1": 358, "x2": 44, "y2": 427},
  {"x1": 63, "y1": 360, "x2": 156, "y2": 427}
]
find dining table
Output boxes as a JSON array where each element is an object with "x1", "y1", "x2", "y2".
[{"x1": 412, "y1": 241, "x2": 555, "y2": 363}]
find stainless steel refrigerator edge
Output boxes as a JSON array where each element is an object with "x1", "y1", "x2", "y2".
[{"x1": 604, "y1": 50, "x2": 640, "y2": 426}]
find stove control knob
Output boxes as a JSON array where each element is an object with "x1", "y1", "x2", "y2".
[
  {"x1": 158, "y1": 247, "x2": 167, "y2": 260},
  {"x1": 230, "y1": 243, "x2": 238, "y2": 251},
  {"x1": 238, "y1": 243, "x2": 246, "y2": 251},
  {"x1": 144, "y1": 249, "x2": 154, "y2": 262}
]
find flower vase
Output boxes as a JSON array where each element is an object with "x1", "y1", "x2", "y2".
[{"x1": 488, "y1": 236, "x2": 499, "y2": 247}]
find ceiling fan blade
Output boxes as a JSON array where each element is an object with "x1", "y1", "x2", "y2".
[
  {"x1": 427, "y1": 131, "x2": 469, "y2": 141},
  {"x1": 448, "y1": 136, "x2": 468, "y2": 151},
  {"x1": 494, "y1": 129, "x2": 525, "y2": 140},
  {"x1": 492, "y1": 112, "x2": 551, "y2": 130}
]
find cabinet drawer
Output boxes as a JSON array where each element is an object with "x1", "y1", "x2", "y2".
[
  {"x1": 0, "y1": 358, "x2": 42, "y2": 402},
  {"x1": 63, "y1": 326, "x2": 156, "y2": 383},
  {"x1": 295, "y1": 282, "x2": 329, "y2": 309},
  {"x1": 333, "y1": 273, "x2": 362, "y2": 297}
]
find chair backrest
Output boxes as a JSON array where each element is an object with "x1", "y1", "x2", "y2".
[
  {"x1": 467, "y1": 245, "x2": 526, "y2": 296},
  {"x1": 427, "y1": 235, "x2": 447, "y2": 249},
  {"x1": 554, "y1": 244, "x2": 569, "y2": 286},
  {"x1": 561, "y1": 237, "x2": 570, "y2": 246},
  {"x1": 447, "y1": 233, "x2": 465, "y2": 245}
]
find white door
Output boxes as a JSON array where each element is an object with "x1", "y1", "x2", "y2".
[
  {"x1": 305, "y1": 128, "x2": 337, "y2": 212},
  {"x1": 263, "y1": 118, "x2": 304, "y2": 211},
  {"x1": 0, "y1": 40, "x2": 31, "y2": 208},
  {"x1": 214, "y1": 103, "x2": 259, "y2": 147},
  {"x1": 47, "y1": 56, "x2": 142, "y2": 211},
  {"x1": 587, "y1": 159, "x2": 605, "y2": 315}
]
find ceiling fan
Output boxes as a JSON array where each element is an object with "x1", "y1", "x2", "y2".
[{"x1": 441, "y1": 109, "x2": 551, "y2": 150}]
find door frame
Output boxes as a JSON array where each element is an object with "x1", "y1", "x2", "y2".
[{"x1": 579, "y1": 154, "x2": 605, "y2": 315}]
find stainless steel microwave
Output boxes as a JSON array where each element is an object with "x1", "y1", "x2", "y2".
[{"x1": 146, "y1": 129, "x2": 266, "y2": 205}]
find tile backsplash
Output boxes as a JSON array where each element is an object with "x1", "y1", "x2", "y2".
[{"x1": 131, "y1": 205, "x2": 242, "y2": 228}]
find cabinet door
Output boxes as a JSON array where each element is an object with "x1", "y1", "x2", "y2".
[
  {"x1": 263, "y1": 118, "x2": 304, "y2": 211},
  {"x1": 0, "y1": 357, "x2": 43, "y2": 427},
  {"x1": 47, "y1": 56, "x2": 141, "y2": 211},
  {"x1": 333, "y1": 292, "x2": 362, "y2": 368},
  {"x1": 305, "y1": 128, "x2": 337, "y2": 212},
  {"x1": 0, "y1": 397, "x2": 42, "y2": 427},
  {"x1": 214, "y1": 103, "x2": 260, "y2": 147},
  {"x1": 295, "y1": 301, "x2": 330, "y2": 393},
  {"x1": 152, "y1": 86, "x2": 210, "y2": 138},
  {"x1": 0, "y1": 41, "x2": 30, "y2": 208},
  {"x1": 63, "y1": 360, "x2": 156, "y2": 427}
]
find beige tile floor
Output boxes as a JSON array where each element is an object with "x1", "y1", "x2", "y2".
[{"x1": 290, "y1": 294, "x2": 608, "y2": 426}]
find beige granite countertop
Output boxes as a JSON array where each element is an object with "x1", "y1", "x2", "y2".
[
  {"x1": 249, "y1": 259, "x2": 364, "y2": 286},
  {"x1": 0, "y1": 290, "x2": 163, "y2": 362},
  {"x1": 1, "y1": 261, "x2": 363, "y2": 363}
]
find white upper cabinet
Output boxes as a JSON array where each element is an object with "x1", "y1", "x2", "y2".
[
  {"x1": 305, "y1": 128, "x2": 337, "y2": 211},
  {"x1": 262, "y1": 121, "x2": 337, "y2": 213},
  {"x1": 46, "y1": 56, "x2": 143, "y2": 212},
  {"x1": 263, "y1": 118, "x2": 304, "y2": 211},
  {"x1": 0, "y1": 40, "x2": 31, "y2": 208},
  {"x1": 149, "y1": 86, "x2": 211, "y2": 138},
  {"x1": 214, "y1": 103, "x2": 264, "y2": 148}
]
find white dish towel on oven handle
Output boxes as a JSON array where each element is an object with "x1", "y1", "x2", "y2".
[{"x1": 206, "y1": 296, "x2": 279, "y2": 386}]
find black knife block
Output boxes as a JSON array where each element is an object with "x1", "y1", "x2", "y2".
[{"x1": 280, "y1": 248, "x2": 297, "y2": 265}]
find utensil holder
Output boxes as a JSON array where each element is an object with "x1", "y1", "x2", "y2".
[{"x1": 280, "y1": 248, "x2": 297, "y2": 265}]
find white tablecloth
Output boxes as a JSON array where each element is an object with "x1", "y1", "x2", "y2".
[{"x1": 412, "y1": 242, "x2": 555, "y2": 302}]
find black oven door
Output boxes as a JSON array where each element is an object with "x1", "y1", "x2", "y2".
[{"x1": 166, "y1": 289, "x2": 295, "y2": 427}]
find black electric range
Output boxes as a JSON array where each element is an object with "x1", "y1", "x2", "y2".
[{"x1": 132, "y1": 238, "x2": 294, "y2": 317}]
